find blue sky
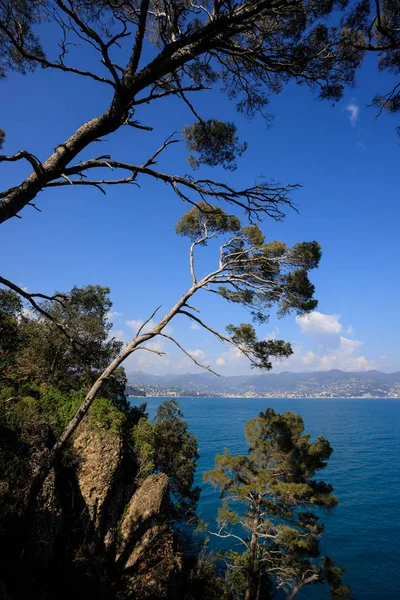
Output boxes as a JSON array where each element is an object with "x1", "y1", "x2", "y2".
[{"x1": 1, "y1": 41, "x2": 399, "y2": 376}]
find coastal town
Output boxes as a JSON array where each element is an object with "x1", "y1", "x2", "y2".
[{"x1": 126, "y1": 370, "x2": 400, "y2": 399}]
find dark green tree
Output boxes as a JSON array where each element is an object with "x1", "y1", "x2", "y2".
[
  {"x1": 133, "y1": 399, "x2": 200, "y2": 520},
  {"x1": 0, "y1": 284, "x2": 125, "y2": 396},
  {"x1": 0, "y1": 289, "x2": 24, "y2": 377},
  {"x1": 204, "y1": 409, "x2": 351, "y2": 600}
]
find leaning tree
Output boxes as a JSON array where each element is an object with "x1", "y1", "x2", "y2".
[
  {"x1": 0, "y1": 1, "x2": 362, "y2": 501},
  {"x1": 24, "y1": 202, "x2": 322, "y2": 502},
  {"x1": 0, "y1": 0, "x2": 363, "y2": 227}
]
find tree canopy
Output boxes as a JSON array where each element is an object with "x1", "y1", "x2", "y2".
[
  {"x1": 204, "y1": 409, "x2": 351, "y2": 600},
  {"x1": 345, "y1": 0, "x2": 400, "y2": 129},
  {"x1": 0, "y1": 0, "x2": 364, "y2": 225},
  {"x1": 133, "y1": 399, "x2": 200, "y2": 519},
  {"x1": 0, "y1": 284, "x2": 125, "y2": 395}
]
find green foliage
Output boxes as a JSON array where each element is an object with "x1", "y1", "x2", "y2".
[
  {"x1": 89, "y1": 396, "x2": 126, "y2": 434},
  {"x1": 0, "y1": 289, "x2": 24, "y2": 374},
  {"x1": 204, "y1": 409, "x2": 350, "y2": 600},
  {"x1": 154, "y1": 399, "x2": 200, "y2": 515},
  {"x1": 241, "y1": 226, "x2": 265, "y2": 248},
  {"x1": 0, "y1": 383, "x2": 76, "y2": 489},
  {"x1": 180, "y1": 541, "x2": 235, "y2": 600},
  {"x1": 224, "y1": 550, "x2": 272, "y2": 599},
  {"x1": 0, "y1": 127, "x2": 5, "y2": 149},
  {"x1": 175, "y1": 202, "x2": 241, "y2": 241},
  {"x1": 0, "y1": 382, "x2": 128, "y2": 497},
  {"x1": 132, "y1": 416, "x2": 156, "y2": 476},
  {"x1": 133, "y1": 399, "x2": 200, "y2": 519},
  {"x1": 176, "y1": 204, "x2": 321, "y2": 326},
  {"x1": 0, "y1": 284, "x2": 131, "y2": 489},
  {"x1": 218, "y1": 238, "x2": 321, "y2": 321},
  {"x1": 226, "y1": 323, "x2": 293, "y2": 370},
  {"x1": 183, "y1": 120, "x2": 247, "y2": 170},
  {"x1": 174, "y1": 204, "x2": 321, "y2": 371},
  {"x1": 1, "y1": 285, "x2": 123, "y2": 393},
  {"x1": 0, "y1": 1, "x2": 45, "y2": 79},
  {"x1": 0, "y1": 382, "x2": 125, "y2": 440}
]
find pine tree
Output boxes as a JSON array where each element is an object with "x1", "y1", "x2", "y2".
[{"x1": 205, "y1": 408, "x2": 351, "y2": 600}]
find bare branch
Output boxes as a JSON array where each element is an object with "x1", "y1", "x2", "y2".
[
  {"x1": 136, "y1": 305, "x2": 162, "y2": 336},
  {"x1": 159, "y1": 333, "x2": 219, "y2": 376},
  {"x1": 132, "y1": 84, "x2": 209, "y2": 106},
  {"x1": 178, "y1": 309, "x2": 258, "y2": 367},
  {"x1": 47, "y1": 156, "x2": 296, "y2": 220},
  {"x1": 54, "y1": 0, "x2": 122, "y2": 87},
  {"x1": 183, "y1": 303, "x2": 201, "y2": 313},
  {"x1": 140, "y1": 133, "x2": 180, "y2": 167},
  {"x1": 0, "y1": 18, "x2": 115, "y2": 86},
  {"x1": 124, "y1": 0, "x2": 150, "y2": 81},
  {"x1": 209, "y1": 522, "x2": 250, "y2": 549},
  {"x1": 0, "y1": 276, "x2": 83, "y2": 348},
  {"x1": 0, "y1": 150, "x2": 43, "y2": 176},
  {"x1": 134, "y1": 346, "x2": 165, "y2": 356}
]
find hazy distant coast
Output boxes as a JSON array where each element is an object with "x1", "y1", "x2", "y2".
[{"x1": 126, "y1": 369, "x2": 400, "y2": 399}]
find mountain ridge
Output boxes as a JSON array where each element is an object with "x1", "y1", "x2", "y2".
[{"x1": 126, "y1": 369, "x2": 400, "y2": 398}]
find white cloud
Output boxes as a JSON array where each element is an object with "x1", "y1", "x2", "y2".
[
  {"x1": 110, "y1": 329, "x2": 126, "y2": 342},
  {"x1": 344, "y1": 101, "x2": 360, "y2": 126},
  {"x1": 263, "y1": 328, "x2": 279, "y2": 341},
  {"x1": 106, "y1": 310, "x2": 121, "y2": 322},
  {"x1": 190, "y1": 322, "x2": 200, "y2": 330},
  {"x1": 126, "y1": 318, "x2": 148, "y2": 332},
  {"x1": 172, "y1": 348, "x2": 210, "y2": 372},
  {"x1": 297, "y1": 312, "x2": 342, "y2": 336},
  {"x1": 214, "y1": 347, "x2": 249, "y2": 373},
  {"x1": 188, "y1": 348, "x2": 206, "y2": 359},
  {"x1": 126, "y1": 318, "x2": 172, "y2": 336},
  {"x1": 21, "y1": 307, "x2": 36, "y2": 320},
  {"x1": 276, "y1": 336, "x2": 374, "y2": 372},
  {"x1": 357, "y1": 140, "x2": 367, "y2": 151},
  {"x1": 124, "y1": 339, "x2": 170, "y2": 372}
]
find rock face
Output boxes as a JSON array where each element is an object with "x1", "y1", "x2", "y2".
[
  {"x1": 0, "y1": 416, "x2": 181, "y2": 600},
  {"x1": 32, "y1": 469, "x2": 64, "y2": 566},
  {"x1": 73, "y1": 418, "x2": 124, "y2": 550},
  {"x1": 117, "y1": 472, "x2": 169, "y2": 565},
  {"x1": 74, "y1": 419, "x2": 123, "y2": 524},
  {"x1": 116, "y1": 473, "x2": 181, "y2": 599}
]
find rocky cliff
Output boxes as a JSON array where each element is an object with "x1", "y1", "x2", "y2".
[{"x1": 0, "y1": 413, "x2": 180, "y2": 600}]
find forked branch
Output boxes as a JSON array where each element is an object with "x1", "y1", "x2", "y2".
[{"x1": 0, "y1": 275, "x2": 82, "y2": 347}]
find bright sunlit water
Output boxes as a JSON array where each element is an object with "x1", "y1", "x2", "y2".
[{"x1": 131, "y1": 397, "x2": 400, "y2": 599}]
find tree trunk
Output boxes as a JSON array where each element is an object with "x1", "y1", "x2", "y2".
[
  {"x1": 287, "y1": 574, "x2": 319, "y2": 600},
  {"x1": 24, "y1": 280, "x2": 201, "y2": 508},
  {"x1": 255, "y1": 564, "x2": 262, "y2": 600},
  {"x1": 244, "y1": 499, "x2": 261, "y2": 600},
  {"x1": 0, "y1": 0, "x2": 281, "y2": 224}
]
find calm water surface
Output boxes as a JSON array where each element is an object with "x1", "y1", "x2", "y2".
[{"x1": 132, "y1": 397, "x2": 400, "y2": 600}]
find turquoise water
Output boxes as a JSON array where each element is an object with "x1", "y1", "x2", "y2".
[{"x1": 133, "y1": 397, "x2": 400, "y2": 599}]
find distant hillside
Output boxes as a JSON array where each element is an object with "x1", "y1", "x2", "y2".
[{"x1": 126, "y1": 370, "x2": 400, "y2": 398}]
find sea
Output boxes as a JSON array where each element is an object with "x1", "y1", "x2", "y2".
[{"x1": 130, "y1": 396, "x2": 400, "y2": 600}]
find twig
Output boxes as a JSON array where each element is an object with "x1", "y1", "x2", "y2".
[
  {"x1": 0, "y1": 276, "x2": 83, "y2": 348},
  {"x1": 159, "y1": 333, "x2": 219, "y2": 376}
]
